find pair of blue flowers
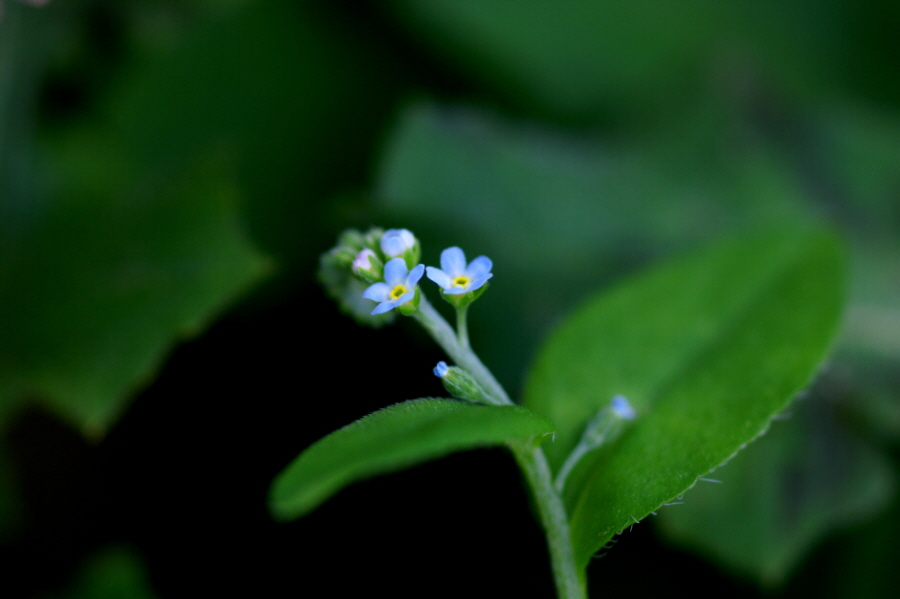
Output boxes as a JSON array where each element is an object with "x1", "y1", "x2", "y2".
[{"x1": 362, "y1": 230, "x2": 493, "y2": 316}]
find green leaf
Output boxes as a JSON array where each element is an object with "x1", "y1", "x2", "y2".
[
  {"x1": 269, "y1": 399, "x2": 555, "y2": 521},
  {"x1": 657, "y1": 396, "x2": 895, "y2": 586},
  {"x1": 522, "y1": 228, "x2": 845, "y2": 570}
]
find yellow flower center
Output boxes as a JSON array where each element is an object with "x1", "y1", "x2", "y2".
[
  {"x1": 390, "y1": 285, "x2": 408, "y2": 300},
  {"x1": 452, "y1": 276, "x2": 470, "y2": 289}
]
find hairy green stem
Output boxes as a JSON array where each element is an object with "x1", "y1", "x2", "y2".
[
  {"x1": 511, "y1": 441, "x2": 586, "y2": 599},
  {"x1": 413, "y1": 294, "x2": 585, "y2": 598},
  {"x1": 413, "y1": 296, "x2": 510, "y2": 406},
  {"x1": 456, "y1": 305, "x2": 470, "y2": 349}
]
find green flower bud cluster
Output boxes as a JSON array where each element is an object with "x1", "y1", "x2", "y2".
[{"x1": 319, "y1": 228, "x2": 394, "y2": 327}]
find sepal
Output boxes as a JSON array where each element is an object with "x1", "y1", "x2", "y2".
[{"x1": 440, "y1": 282, "x2": 489, "y2": 309}]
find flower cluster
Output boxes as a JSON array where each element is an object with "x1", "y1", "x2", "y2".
[
  {"x1": 345, "y1": 229, "x2": 493, "y2": 316},
  {"x1": 319, "y1": 227, "x2": 493, "y2": 318}
]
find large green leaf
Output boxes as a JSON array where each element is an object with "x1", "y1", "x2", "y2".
[
  {"x1": 522, "y1": 228, "x2": 844, "y2": 570},
  {"x1": 269, "y1": 399, "x2": 555, "y2": 521}
]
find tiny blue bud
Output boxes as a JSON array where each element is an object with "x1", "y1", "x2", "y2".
[
  {"x1": 434, "y1": 361, "x2": 450, "y2": 378},
  {"x1": 611, "y1": 394, "x2": 636, "y2": 420},
  {"x1": 555, "y1": 394, "x2": 638, "y2": 492}
]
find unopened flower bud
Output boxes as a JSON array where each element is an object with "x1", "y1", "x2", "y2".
[
  {"x1": 352, "y1": 249, "x2": 383, "y2": 283},
  {"x1": 554, "y1": 395, "x2": 637, "y2": 492},
  {"x1": 380, "y1": 228, "x2": 420, "y2": 269},
  {"x1": 434, "y1": 361, "x2": 493, "y2": 405}
]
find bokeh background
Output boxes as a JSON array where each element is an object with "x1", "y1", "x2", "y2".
[{"x1": 1, "y1": 1, "x2": 898, "y2": 597}]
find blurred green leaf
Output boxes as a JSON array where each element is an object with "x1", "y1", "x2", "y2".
[
  {"x1": 40, "y1": 545, "x2": 158, "y2": 599},
  {"x1": 1, "y1": 0, "x2": 401, "y2": 435},
  {"x1": 378, "y1": 102, "x2": 738, "y2": 272},
  {"x1": 657, "y1": 396, "x2": 895, "y2": 586},
  {"x1": 0, "y1": 153, "x2": 268, "y2": 435},
  {"x1": 825, "y1": 492, "x2": 900, "y2": 599},
  {"x1": 92, "y1": 0, "x2": 400, "y2": 263},
  {"x1": 522, "y1": 228, "x2": 845, "y2": 570},
  {"x1": 388, "y1": 1, "x2": 848, "y2": 123},
  {"x1": 269, "y1": 398, "x2": 555, "y2": 521},
  {"x1": 375, "y1": 102, "x2": 814, "y2": 393}
]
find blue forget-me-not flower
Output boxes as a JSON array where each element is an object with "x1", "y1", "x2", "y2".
[
  {"x1": 426, "y1": 247, "x2": 492, "y2": 295},
  {"x1": 363, "y1": 257, "x2": 425, "y2": 315}
]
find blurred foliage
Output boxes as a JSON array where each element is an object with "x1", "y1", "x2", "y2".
[
  {"x1": 0, "y1": 0, "x2": 898, "y2": 597},
  {"x1": 37, "y1": 546, "x2": 158, "y2": 599},
  {"x1": 658, "y1": 389, "x2": 895, "y2": 586}
]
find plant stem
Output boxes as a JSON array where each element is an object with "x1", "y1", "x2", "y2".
[
  {"x1": 413, "y1": 293, "x2": 585, "y2": 598},
  {"x1": 413, "y1": 296, "x2": 510, "y2": 406},
  {"x1": 511, "y1": 442, "x2": 586, "y2": 599},
  {"x1": 456, "y1": 305, "x2": 470, "y2": 349}
]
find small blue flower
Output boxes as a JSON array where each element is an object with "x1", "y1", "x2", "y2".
[
  {"x1": 363, "y1": 258, "x2": 425, "y2": 315},
  {"x1": 380, "y1": 229, "x2": 416, "y2": 258},
  {"x1": 426, "y1": 247, "x2": 492, "y2": 295}
]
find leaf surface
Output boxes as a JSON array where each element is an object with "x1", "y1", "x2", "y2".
[
  {"x1": 269, "y1": 399, "x2": 554, "y2": 521},
  {"x1": 522, "y1": 228, "x2": 845, "y2": 569}
]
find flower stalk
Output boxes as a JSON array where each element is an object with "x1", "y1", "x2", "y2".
[
  {"x1": 413, "y1": 298, "x2": 584, "y2": 599},
  {"x1": 331, "y1": 227, "x2": 585, "y2": 598},
  {"x1": 412, "y1": 296, "x2": 509, "y2": 406},
  {"x1": 456, "y1": 306, "x2": 470, "y2": 349}
]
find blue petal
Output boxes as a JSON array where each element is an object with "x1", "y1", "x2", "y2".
[
  {"x1": 406, "y1": 263, "x2": 425, "y2": 287},
  {"x1": 363, "y1": 282, "x2": 391, "y2": 302},
  {"x1": 467, "y1": 255, "x2": 493, "y2": 279},
  {"x1": 383, "y1": 257, "x2": 408, "y2": 286},
  {"x1": 440, "y1": 247, "x2": 466, "y2": 276},
  {"x1": 370, "y1": 301, "x2": 396, "y2": 315},
  {"x1": 426, "y1": 266, "x2": 452, "y2": 289},
  {"x1": 467, "y1": 273, "x2": 492, "y2": 291},
  {"x1": 443, "y1": 287, "x2": 469, "y2": 295}
]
